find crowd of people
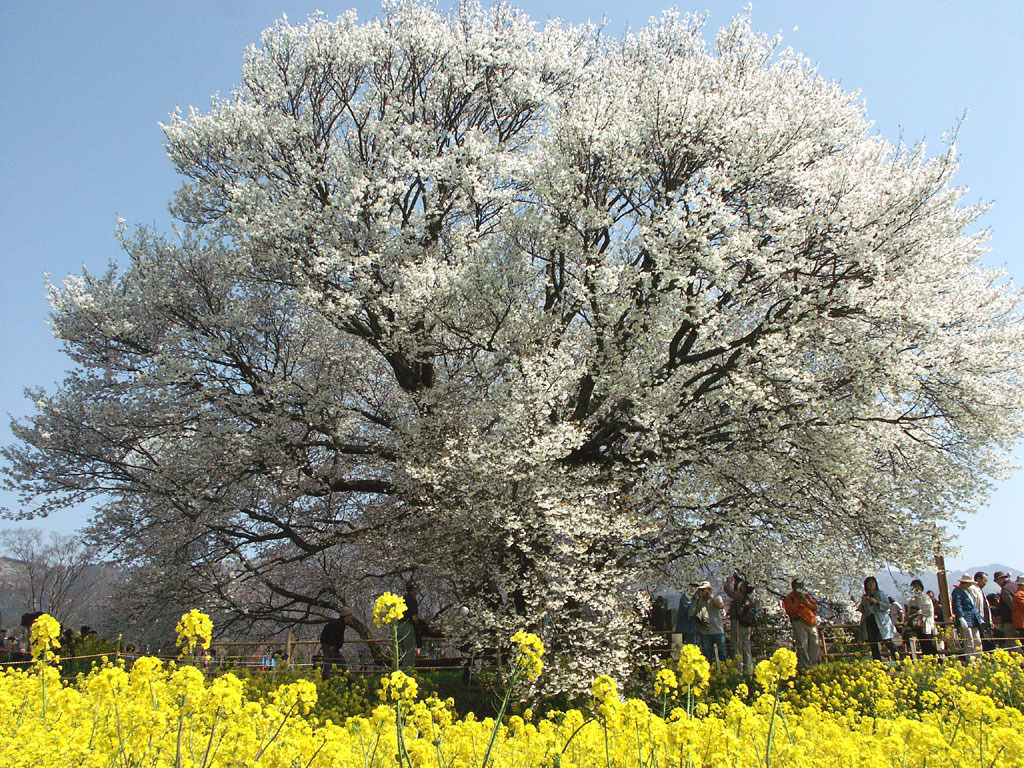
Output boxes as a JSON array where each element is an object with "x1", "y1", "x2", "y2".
[
  {"x1": 7, "y1": 570, "x2": 1022, "y2": 678},
  {"x1": 665, "y1": 570, "x2": 1024, "y2": 672}
]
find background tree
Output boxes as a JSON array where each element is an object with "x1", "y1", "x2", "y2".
[
  {"x1": 0, "y1": 529, "x2": 108, "y2": 632},
  {"x1": 4, "y1": 3, "x2": 1023, "y2": 690}
]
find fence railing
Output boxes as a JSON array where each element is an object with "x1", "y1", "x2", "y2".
[{"x1": 197, "y1": 619, "x2": 1015, "y2": 673}]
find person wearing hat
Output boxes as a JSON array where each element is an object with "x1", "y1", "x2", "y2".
[
  {"x1": 1013, "y1": 574, "x2": 1024, "y2": 639},
  {"x1": 993, "y1": 570, "x2": 1018, "y2": 647},
  {"x1": 320, "y1": 606, "x2": 353, "y2": 679},
  {"x1": 782, "y1": 579, "x2": 819, "y2": 670},
  {"x1": 973, "y1": 572, "x2": 996, "y2": 651},
  {"x1": 688, "y1": 580, "x2": 726, "y2": 664},
  {"x1": 951, "y1": 573, "x2": 984, "y2": 658}
]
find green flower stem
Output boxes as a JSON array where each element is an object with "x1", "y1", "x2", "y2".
[
  {"x1": 765, "y1": 679, "x2": 780, "y2": 768},
  {"x1": 481, "y1": 664, "x2": 520, "y2": 768},
  {"x1": 390, "y1": 622, "x2": 413, "y2": 768},
  {"x1": 40, "y1": 665, "x2": 47, "y2": 723}
]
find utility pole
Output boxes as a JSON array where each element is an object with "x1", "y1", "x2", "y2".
[{"x1": 935, "y1": 554, "x2": 952, "y2": 623}]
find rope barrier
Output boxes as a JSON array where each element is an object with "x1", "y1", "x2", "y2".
[
  {"x1": 0, "y1": 652, "x2": 114, "y2": 667},
  {"x1": 5, "y1": 622, "x2": 1020, "y2": 674},
  {"x1": 4, "y1": 639, "x2": 1021, "y2": 678}
]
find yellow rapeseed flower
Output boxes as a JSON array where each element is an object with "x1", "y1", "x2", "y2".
[
  {"x1": 755, "y1": 647, "x2": 798, "y2": 690},
  {"x1": 591, "y1": 675, "x2": 618, "y2": 703},
  {"x1": 655, "y1": 668, "x2": 679, "y2": 697},
  {"x1": 510, "y1": 630, "x2": 544, "y2": 681},
  {"x1": 174, "y1": 609, "x2": 213, "y2": 655},
  {"x1": 373, "y1": 592, "x2": 407, "y2": 627},
  {"x1": 1, "y1": 634, "x2": 1022, "y2": 768},
  {"x1": 379, "y1": 670, "x2": 418, "y2": 702},
  {"x1": 29, "y1": 614, "x2": 61, "y2": 663},
  {"x1": 676, "y1": 644, "x2": 711, "y2": 691}
]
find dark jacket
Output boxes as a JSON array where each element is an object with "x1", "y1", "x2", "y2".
[
  {"x1": 997, "y1": 581, "x2": 1018, "y2": 624},
  {"x1": 675, "y1": 594, "x2": 696, "y2": 635},
  {"x1": 320, "y1": 617, "x2": 348, "y2": 647}
]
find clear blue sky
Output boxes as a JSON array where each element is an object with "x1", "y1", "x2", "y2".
[{"x1": 2, "y1": 1, "x2": 1021, "y2": 570}]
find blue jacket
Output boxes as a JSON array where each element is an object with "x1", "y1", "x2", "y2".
[{"x1": 951, "y1": 586, "x2": 983, "y2": 628}]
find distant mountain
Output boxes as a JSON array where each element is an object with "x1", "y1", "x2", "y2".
[{"x1": 871, "y1": 562, "x2": 1021, "y2": 602}]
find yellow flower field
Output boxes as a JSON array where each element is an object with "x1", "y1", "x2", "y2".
[{"x1": 2, "y1": 614, "x2": 1022, "y2": 767}]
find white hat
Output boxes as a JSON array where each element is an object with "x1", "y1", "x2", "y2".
[
  {"x1": 1017, "y1": 575, "x2": 1024, "y2": 586},
  {"x1": 958, "y1": 573, "x2": 974, "y2": 585},
  {"x1": 696, "y1": 581, "x2": 712, "y2": 590}
]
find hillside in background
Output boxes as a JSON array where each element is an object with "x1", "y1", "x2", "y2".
[
  {"x1": 0, "y1": 556, "x2": 121, "y2": 636},
  {"x1": 871, "y1": 562, "x2": 1021, "y2": 603}
]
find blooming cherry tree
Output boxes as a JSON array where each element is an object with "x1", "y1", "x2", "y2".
[{"x1": 5, "y1": 3, "x2": 1024, "y2": 691}]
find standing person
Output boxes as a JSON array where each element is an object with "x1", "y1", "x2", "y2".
[
  {"x1": 888, "y1": 596, "x2": 906, "y2": 652},
  {"x1": 887, "y1": 596, "x2": 904, "y2": 630},
  {"x1": 724, "y1": 572, "x2": 756, "y2": 673},
  {"x1": 320, "y1": 607, "x2": 352, "y2": 679},
  {"x1": 858, "y1": 577, "x2": 900, "y2": 661},
  {"x1": 985, "y1": 594, "x2": 1002, "y2": 643},
  {"x1": 675, "y1": 589, "x2": 699, "y2": 649},
  {"x1": 405, "y1": 583, "x2": 423, "y2": 652},
  {"x1": 952, "y1": 573, "x2": 984, "y2": 659},
  {"x1": 972, "y1": 572, "x2": 995, "y2": 651},
  {"x1": 905, "y1": 579, "x2": 937, "y2": 656},
  {"x1": 993, "y1": 571, "x2": 1018, "y2": 646},
  {"x1": 783, "y1": 579, "x2": 819, "y2": 670},
  {"x1": 688, "y1": 581, "x2": 726, "y2": 664},
  {"x1": 1013, "y1": 575, "x2": 1024, "y2": 639},
  {"x1": 649, "y1": 596, "x2": 672, "y2": 656},
  {"x1": 926, "y1": 590, "x2": 945, "y2": 623}
]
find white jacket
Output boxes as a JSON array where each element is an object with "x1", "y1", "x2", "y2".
[{"x1": 906, "y1": 591, "x2": 937, "y2": 635}]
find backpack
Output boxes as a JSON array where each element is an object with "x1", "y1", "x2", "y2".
[{"x1": 737, "y1": 600, "x2": 758, "y2": 627}]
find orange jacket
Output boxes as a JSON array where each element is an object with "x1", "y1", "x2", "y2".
[
  {"x1": 783, "y1": 591, "x2": 818, "y2": 627},
  {"x1": 1013, "y1": 588, "x2": 1024, "y2": 630}
]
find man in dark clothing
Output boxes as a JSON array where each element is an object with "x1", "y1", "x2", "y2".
[
  {"x1": 405, "y1": 584, "x2": 423, "y2": 650},
  {"x1": 926, "y1": 590, "x2": 945, "y2": 622},
  {"x1": 320, "y1": 607, "x2": 352, "y2": 679},
  {"x1": 993, "y1": 571, "x2": 1018, "y2": 646},
  {"x1": 675, "y1": 590, "x2": 698, "y2": 647}
]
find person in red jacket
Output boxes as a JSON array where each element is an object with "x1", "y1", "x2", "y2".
[
  {"x1": 782, "y1": 579, "x2": 819, "y2": 669},
  {"x1": 1013, "y1": 575, "x2": 1024, "y2": 638}
]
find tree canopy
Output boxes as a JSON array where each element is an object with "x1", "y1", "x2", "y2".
[{"x1": 4, "y1": 3, "x2": 1023, "y2": 689}]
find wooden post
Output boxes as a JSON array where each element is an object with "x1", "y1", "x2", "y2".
[
  {"x1": 286, "y1": 630, "x2": 293, "y2": 670},
  {"x1": 935, "y1": 554, "x2": 952, "y2": 624}
]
